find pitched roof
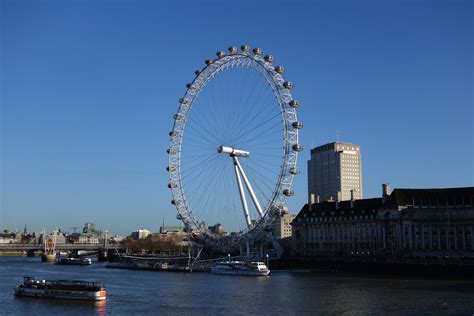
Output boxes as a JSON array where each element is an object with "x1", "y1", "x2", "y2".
[
  {"x1": 294, "y1": 198, "x2": 383, "y2": 222},
  {"x1": 385, "y1": 187, "x2": 474, "y2": 208},
  {"x1": 294, "y1": 187, "x2": 474, "y2": 222}
]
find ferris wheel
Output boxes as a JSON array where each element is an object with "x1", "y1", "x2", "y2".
[{"x1": 167, "y1": 45, "x2": 302, "y2": 249}]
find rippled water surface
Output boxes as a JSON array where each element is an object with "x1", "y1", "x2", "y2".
[{"x1": 1, "y1": 257, "x2": 473, "y2": 315}]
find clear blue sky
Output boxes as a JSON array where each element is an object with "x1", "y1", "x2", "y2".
[{"x1": 1, "y1": 0, "x2": 472, "y2": 235}]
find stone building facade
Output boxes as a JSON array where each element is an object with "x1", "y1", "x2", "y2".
[
  {"x1": 131, "y1": 229, "x2": 153, "y2": 240},
  {"x1": 0, "y1": 231, "x2": 21, "y2": 244},
  {"x1": 273, "y1": 212, "x2": 296, "y2": 239},
  {"x1": 291, "y1": 187, "x2": 474, "y2": 261}
]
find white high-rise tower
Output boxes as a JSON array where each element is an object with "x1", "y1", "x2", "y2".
[{"x1": 308, "y1": 142, "x2": 363, "y2": 202}]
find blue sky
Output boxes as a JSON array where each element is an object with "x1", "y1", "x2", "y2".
[{"x1": 1, "y1": 0, "x2": 472, "y2": 235}]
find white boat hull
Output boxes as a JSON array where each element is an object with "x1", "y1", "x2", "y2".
[
  {"x1": 15, "y1": 287, "x2": 106, "y2": 301},
  {"x1": 211, "y1": 261, "x2": 271, "y2": 276},
  {"x1": 212, "y1": 269, "x2": 270, "y2": 276}
]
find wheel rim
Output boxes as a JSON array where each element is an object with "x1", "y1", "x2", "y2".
[{"x1": 168, "y1": 47, "x2": 301, "y2": 249}]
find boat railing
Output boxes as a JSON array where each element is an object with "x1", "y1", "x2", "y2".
[{"x1": 44, "y1": 280, "x2": 104, "y2": 289}]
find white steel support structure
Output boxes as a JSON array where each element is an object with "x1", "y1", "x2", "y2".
[
  {"x1": 233, "y1": 156, "x2": 264, "y2": 218},
  {"x1": 222, "y1": 145, "x2": 264, "y2": 227},
  {"x1": 233, "y1": 158, "x2": 252, "y2": 227}
]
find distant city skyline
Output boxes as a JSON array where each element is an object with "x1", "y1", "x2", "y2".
[{"x1": 1, "y1": 0, "x2": 472, "y2": 235}]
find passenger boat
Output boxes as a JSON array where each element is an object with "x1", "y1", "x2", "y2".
[
  {"x1": 211, "y1": 261, "x2": 270, "y2": 276},
  {"x1": 56, "y1": 257, "x2": 92, "y2": 265},
  {"x1": 14, "y1": 276, "x2": 106, "y2": 301}
]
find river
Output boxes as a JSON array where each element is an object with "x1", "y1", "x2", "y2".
[{"x1": 1, "y1": 257, "x2": 473, "y2": 315}]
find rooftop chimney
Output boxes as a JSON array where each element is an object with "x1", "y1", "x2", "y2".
[
  {"x1": 382, "y1": 183, "x2": 391, "y2": 202},
  {"x1": 350, "y1": 190, "x2": 355, "y2": 208},
  {"x1": 309, "y1": 194, "x2": 315, "y2": 211},
  {"x1": 335, "y1": 191, "x2": 341, "y2": 210}
]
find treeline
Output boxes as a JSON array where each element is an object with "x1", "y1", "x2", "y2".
[{"x1": 120, "y1": 234, "x2": 188, "y2": 254}]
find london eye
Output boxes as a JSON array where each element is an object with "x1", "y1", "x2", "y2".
[{"x1": 167, "y1": 45, "x2": 302, "y2": 250}]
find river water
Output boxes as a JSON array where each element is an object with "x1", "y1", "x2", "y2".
[{"x1": 1, "y1": 257, "x2": 473, "y2": 315}]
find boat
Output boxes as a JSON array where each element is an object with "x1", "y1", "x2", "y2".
[
  {"x1": 56, "y1": 257, "x2": 92, "y2": 265},
  {"x1": 14, "y1": 276, "x2": 106, "y2": 301},
  {"x1": 211, "y1": 261, "x2": 270, "y2": 276}
]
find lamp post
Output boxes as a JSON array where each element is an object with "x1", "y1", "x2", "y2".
[
  {"x1": 228, "y1": 253, "x2": 231, "y2": 262},
  {"x1": 266, "y1": 253, "x2": 269, "y2": 268}
]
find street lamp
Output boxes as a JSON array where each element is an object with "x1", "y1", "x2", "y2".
[
  {"x1": 228, "y1": 253, "x2": 231, "y2": 262},
  {"x1": 266, "y1": 253, "x2": 269, "y2": 267}
]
